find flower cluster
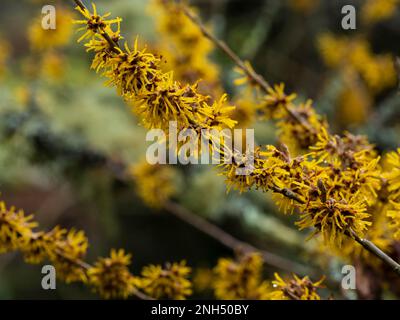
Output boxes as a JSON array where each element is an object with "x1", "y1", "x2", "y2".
[
  {"x1": 258, "y1": 83, "x2": 327, "y2": 155},
  {"x1": 88, "y1": 249, "x2": 138, "y2": 299},
  {"x1": 213, "y1": 253, "x2": 270, "y2": 299},
  {"x1": 0, "y1": 38, "x2": 10, "y2": 78},
  {"x1": 336, "y1": 75, "x2": 372, "y2": 126},
  {"x1": 0, "y1": 199, "x2": 197, "y2": 299},
  {"x1": 74, "y1": 3, "x2": 236, "y2": 135},
  {"x1": 384, "y1": 149, "x2": 400, "y2": 239},
  {"x1": 231, "y1": 58, "x2": 385, "y2": 249},
  {"x1": 213, "y1": 253, "x2": 326, "y2": 300},
  {"x1": 361, "y1": 0, "x2": 399, "y2": 25},
  {"x1": 129, "y1": 161, "x2": 178, "y2": 208},
  {"x1": 0, "y1": 201, "x2": 89, "y2": 282},
  {"x1": 72, "y1": 1, "x2": 400, "y2": 281},
  {"x1": 28, "y1": 6, "x2": 74, "y2": 51},
  {"x1": 268, "y1": 273, "x2": 325, "y2": 300},
  {"x1": 235, "y1": 65, "x2": 327, "y2": 155},
  {"x1": 221, "y1": 122, "x2": 381, "y2": 246},
  {"x1": 138, "y1": 261, "x2": 192, "y2": 299},
  {"x1": 25, "y1": 6, "x2": 75, "y2": 82},
  {"x1": 318, "y1": 34, "x2": 396, "y2": 94},
  {"x1": 149, "y1": 0, "x2": 221, "y2": 95}
]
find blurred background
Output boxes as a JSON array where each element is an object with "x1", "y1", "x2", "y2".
[{"x1": 0, "y1": 0, "x2": 399, "y2": 299}]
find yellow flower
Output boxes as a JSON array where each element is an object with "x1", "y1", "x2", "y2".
[
  {"x1": 75, "y1": 3, "x2": 236, "y2": 137},
  {"x1": 74, "y1": 3, "x2": 121, "y2": 43},
  {"x1": 383, "y1": 149, "x2": 400, "y2": 239},
  {"x1": 88, "y1": 249, "x2": 137, "y2": 299},
  {"x1": 50, "y1": 229, "x2": 89, "y2": 283},
  {"x1": 133, "y1": 73, "x2": 207, "y2": 130},
  {"x1": 129, "y1": 161, "x2": 178, "y2": 209},
  {"x1": 138, "y1": 261, "x2": 192, "y2": 299},
  {"x1": 384, "y1": 149, "x2": 400, "y2": 201},
  {"x1": 258, "y1": 83, "x2": 297, "y2": 120},
  {"x1": 317, "y1": 33, "x2": 348, "y2": 68},
  {"x1": 213, "y1": 253, "x2": 270, "y2": 299},
  {"x1": 231, "y1": 91, "x2": 257, "y2": 128},
  {"x1": 149, "y1": 0, "x2": 221, "y2": 94},
  {"x1": 104, "y1": 39, "x2": 164, "y2": 99},
  {"x1": 338, "y1": 200, "x2": 393, "y2": 268},
  {"x1": 21, "y1": 226, "x2": 65, "y2": 264},
  {"x1": 337, "y1": 78, "x2": 372, "y2": 126},
  {"x1": 193, "y1": 268, "x2": 214, "y2": 292},
  {"x1": 317, "y1": 34, "x2": 396, "y2": 94},
  {"x1": 387, "y1": 202, "x2": 400, "y2": 239},
  {"x1": 203, "y1": 94, "x2": 237, "y2": 130},
  {"x1": 0, "y1": 201, "x2": 36, "y2": 254},
  {"x1": 277, "y1": 99, "x2": 325, "y2": 155},
  {"x1": 268, "y1": 273, "x2": 325, "y2": 300},
  {"x1": 40, "y1": 51, "x2": 66, "y2": 80},
  {"x1": 234, "y1": 61, "x2": 258, "y2": 87},
  {"x1": 0, "y1": 38, "x2": 10, "y2": 78},
  {"x1": 28, "y1": 7, "x2": 74, "y2": 51},
  {"x1": 297, "y1": 194, "x2": 371, "y2": 246},
  {"x1": 362, "y1": 0, "x2": 399, "y2": 25}
]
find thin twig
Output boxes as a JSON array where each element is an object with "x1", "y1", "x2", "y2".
[
  {"x1": 180, "y1": 4, "x2": 314, "y2": 133},
  {"x1": 349, "y1": 229, "x2": 400, "y2": 276},
  {"x1": 272, "y1": 186, "x2": 400, "y2": 277},
  {"x1": 73, "y1": 0, "x2": 120, "y2": 53},
  {"x1": 270, "y1": 185, "x2": 305, "y2": 204},
  {"x1": 163, "y1": 200, "x2": 315, "y2": 276},
  {"x1": 180, "y1": 5, "x2": 271, "y2": 93}
]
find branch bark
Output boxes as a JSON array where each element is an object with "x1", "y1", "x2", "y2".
[{"x1": 163, "y1": 200, "x2": 314, "y2": 276}]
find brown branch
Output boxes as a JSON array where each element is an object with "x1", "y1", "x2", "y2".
[
  {"x1": 102, "y1": 161, "x2": 314, "y2": 276},
  {"x1": 349, "y1": 229, "x2": 400, "y2": 276},
  {"x1": 180, "y1": 4, "x2": 314, "y2": 133},
  {"x1": 180, "y1": 4, "x2": 271, "y2": 93},
  {"x1": 163, "y1": 200, "x2": 315, "y2": 276},
  {"x1": 270, "y1": 185, "x2": 305, "y2": 204}
]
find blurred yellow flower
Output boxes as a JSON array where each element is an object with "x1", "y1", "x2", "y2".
[
  {"x1": 0, "y1": 38, "x2": 10, "y2": 78},
  {"x1": 88, "y1": 249, "x2": 138, "y2": 299},
  {"x1": 138, "y1": 261, "x2": 192, "y2": 299},
  {"x1": 318, "y1": 33, "x2": 396, "y2": 94},
  {"x1": 288, "y1": 0, "x2": 320, "y2": 14},
  {"x1": 362, "y1": 0, "x2": 399, "y2": 25},
  {"x1": 213, "y1": 253, "x2": 270, "y2": 299},
  {"x1": 130, "y1": 161, "x2": 178, "y2": 209},
  {"x1": 40, "y1": 51, "x2": 66, "y2": 80},
  {"x1": 337, "y1": 76, "x2": 372, "y2": 126},
  {"x1": 28, "y1": 7, "x2": 74, "y2": 51}
]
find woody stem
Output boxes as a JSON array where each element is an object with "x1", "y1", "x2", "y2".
[{"x1": 180, "y1": 3, "x2": 314, "y2": 133}]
